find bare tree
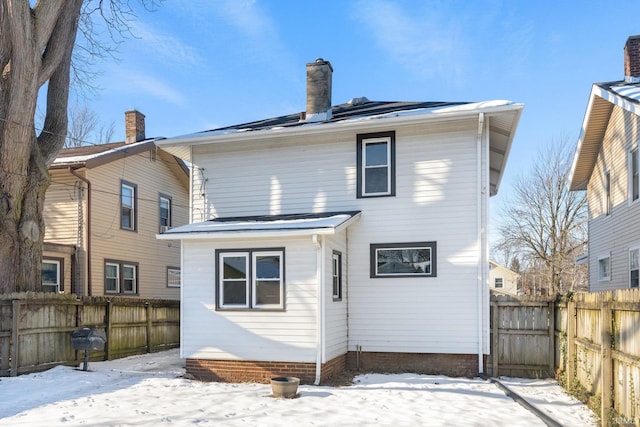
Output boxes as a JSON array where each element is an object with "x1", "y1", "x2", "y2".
[
  {"x1": 0, "y1": 1, "x2": 154, "y2": 293},
  {"x1": 66, "y1": 103, "x2": 115, "y2": 147},
  {"x1": 495, "y1": 137, "x2": 587, "y2": 295}
]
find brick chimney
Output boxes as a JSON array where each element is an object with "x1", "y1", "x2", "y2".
[
  {"x1": 304, "y1": 58, "x2": 333, "y2": 122},
  {"x1": 125, "y1": 110, "x2": 146, "y2": 144},
  {"x1": 624, "y1": 35, "x2": 640, "y2": 83}
]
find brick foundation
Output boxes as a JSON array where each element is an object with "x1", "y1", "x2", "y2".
[
  {"x1": 186, "y1": 353, "x2": 347, "y2": 384},
  {"x1": 346, "y1": 351, "x2": 487, "y2": 378},
  {"x1": 186, "y1": 352, "x2": 486, "y2": 383}
]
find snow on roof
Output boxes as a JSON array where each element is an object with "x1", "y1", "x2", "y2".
[
  {"x1": 52, "y1": 139, "x2": 154, "y2": 165},
  {"x1": 158, "y1": 211, "x2": 362, "y2": 240}
]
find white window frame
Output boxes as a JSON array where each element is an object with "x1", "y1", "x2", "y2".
[
  {"x1": 122, "y1": 264, "x2": 137, "y2": 294},
  {"x1": 105, "y1": 262, "x2": 120, "y2": 293},
  {"x1": 252, "y1": 251, "x2": 284, "y2": 309},
  {"x1": 630, "y1": 146, "x2": 639, "y2": 204},
  {"x1": 217, "y1": 249, "x2": 284, "y2": 310},
  {"x1": 630, "y1": 247, "x2": 640, "y2": 289},
  {"x1": 598, "y1": 254, "x2": 611, "y2": 282},
  {"x1": 357, "y1": 131, "x2": 396, "y2": 198},
  {"x1": 167, "y1": 267, "x2": 181, "y2": 288},
  {"x1": 42, "y1": 259, "x2": 61, "y2": 293}
]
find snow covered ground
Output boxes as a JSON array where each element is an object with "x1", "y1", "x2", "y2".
[{"x1": 0, "y1": 349, "x2": 598, "y2": 426}]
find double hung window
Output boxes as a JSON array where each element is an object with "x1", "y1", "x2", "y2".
[
  {"x1": 121, "y1": 180, "x2": 137, "y2": 231},
  {"x1": 105, "y1": 260, "x2": 138, "y2": 294},
  {"x1": 332, "y1": 251, "x2": 342, "y2": 301},
  {"x1": 631, "y1": 147, "x2": 639, "y2": 202},
  {"x1": 217, "y1": 249, "x2": 284, "y2": 310},
  {"x1": 159, "y1": 194, "x2": 172, "y2": 231},
  {"x1": 42, "y1": 259, "x2": 62, "y2": 293},
  {"x1": 357, "y1": 131, "x2": 396, "y2": 198},
  {"x1": 630, "y1": 248, "x2": 639, "y2": 288}
]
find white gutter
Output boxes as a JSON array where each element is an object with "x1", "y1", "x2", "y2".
[
  {"x1": 157, "y1": 227, "x2": 341, "y2": 241},
  {"x1": 476, "y1": 112, "x2": 485, "y2": 375},
  {"x1": 312, "y1": 234, "x2": 325, "y2": 385},
  {"x1": 156, "y1": 103, "x2": 524, "y2": 149}
]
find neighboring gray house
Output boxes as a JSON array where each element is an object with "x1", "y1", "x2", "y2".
[
  {"x1": 569, "y1": 35, "x2": 640, "y2": 291},
  {"x1": 157, "y1": 59, "x2": 523, "y2": 383}
]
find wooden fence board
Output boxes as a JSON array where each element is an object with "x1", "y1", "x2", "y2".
[{"x1": 0, "y1": 294, "x2": 179, "y2": 377}]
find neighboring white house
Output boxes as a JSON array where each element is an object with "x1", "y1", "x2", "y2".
[
  {"x1": 569, "y1": 35, "x2": 640, "y2": 291},
  {"x1": 157, "y1": 59, "x2": 523, "y2": 383},
  {"x1": 489, "y1": 260, "x2": 521, "y2": 295}
]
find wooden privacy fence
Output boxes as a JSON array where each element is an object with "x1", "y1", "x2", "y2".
[
  {"x1": 0, "y1": 293, "x2": 179, "y2": 377},
  {"x1": 490, "y1": 289, "x2": 640, "y2": 427}
]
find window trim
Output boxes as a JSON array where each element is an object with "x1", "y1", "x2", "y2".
[
  {"x1": 370, "y1": 241, "x2": 437, "y2": 278},
  {"x1": 630, "y1": 247, "x2": 640, "y2": 289},
  {"x1": 630, "y1": 146, "x2": 639, "y2": 204},
  {"x1": 159, "y1": 193, "x2": 172, "y2": 231},
  {"x1": 42, "y1": 257, "x2": 63, "y2": 293},
  {"x1": 215, "y1": 248, "x2": 285, "y2": 311},
  {"x1": 604, "y1": 170, "x2": 611, "y2": 216},
  {"x1": 120, "y1": 180, "x2": 138, "y2": 232},
  {"x1": 104, "y1": 259, "x2": 139, "y2": 295},
  {"x1": 332, "y1": 250, "x2": 343, "y2": 301},
  {"x1": 357, "y1": 131, "x2": 396, "y2": 198},
  {"x1": 167, "y1": 267, "x2": 181, "y2": 288},
  {"x1": 597, "y1": 254, "x2": 611, "y2": 282}
]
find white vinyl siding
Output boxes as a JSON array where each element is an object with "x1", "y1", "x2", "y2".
[
  {"x1": 189, "y1": 118, "x2": 486, "y2": 356},
  {"x1": 587, "y1": 106, "x2": 640, "y2": 291},
  {"x1": 181, "y1": 238, "x2": 317, "y2": 362}
]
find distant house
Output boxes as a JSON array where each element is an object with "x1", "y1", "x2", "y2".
[
  {"x1": 569, "y1": 35, "x2": 640, "y2": 291},
  {"x1": 489, "y1": 260, "x2": 520, "y2": 295},
  {"x1": 157, "y1": 59, "x2": 523, "y2": 383},
  {"x1": 43, "y1": 110, "x2": 188, "y2": 299}
]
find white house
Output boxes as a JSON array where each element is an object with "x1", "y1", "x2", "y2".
[
  {"x1": 157, "y1": 59, "x2": 523, "y2": 383},
  {"x1": 489, "y1": 260, "x2": 521, "y2": 296}
]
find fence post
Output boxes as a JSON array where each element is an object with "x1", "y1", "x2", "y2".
[
  {"x1": 548, "y1": 301, "x2": 555, "y2": 376},
  {"x1": 105, "y1": 299, "x2": 112, "y2": 361},
  {"x1": 600, "y1": 301, "x2": 612, "y2": 426},
  {"x1": 566, "y1": 299, "x2": 576, "y2": 390},
  {"x1": 146, "y1": 302, "x2": 152, "y2": 354},
  {"x1": 10, "y1": 300, "x2": 19, "y2": 377},
  {"x1": 491, "y1": 300, "x2": 499, "y2": 377}
]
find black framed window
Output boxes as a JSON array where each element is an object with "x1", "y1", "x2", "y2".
[
  {"x1": 370, "y1": 242, "x2": 437, "y2": 278},
  {"x1": 216, "y1": 248, "x2": 285, "y2": 310},
  {"x1": 120, "y1": 180, "x2": 138, "y2": 231},
  {"x1": 332, "y1": 251, "x2": 342, "y2": 301},
  {"x1": 357, "y1": 131, "x2": 396, "y2": 198}
]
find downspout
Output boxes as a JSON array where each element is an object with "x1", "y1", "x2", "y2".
[
  {"x1": 312, "y1": 234, "x2": 325, "y2": 385},
  {"x1": 69, "y1": 168, "x2": 92, "y2": 296},
  {"x1": 476, "y1": 113, "x2": 485, "y2": 375}
]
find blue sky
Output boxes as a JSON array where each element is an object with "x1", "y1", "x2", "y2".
[{"x1": 81, "y1": 0, "x2": 640, "y2": 231}]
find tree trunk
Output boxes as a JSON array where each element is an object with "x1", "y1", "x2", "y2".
[{"x1": 0, "y1": 1, "x2": 82, "y2": 293}]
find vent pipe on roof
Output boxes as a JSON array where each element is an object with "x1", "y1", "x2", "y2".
[
  {"x1": 125, "y1": 110, "x2": 146, "y2": 144},
  {"x1": 624, "y1": 35, "x2": 640, "y2": 83},
  {"x1": 305, "y1": 58, "x2": 333, "y2": 122}
]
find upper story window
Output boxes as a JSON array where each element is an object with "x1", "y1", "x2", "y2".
[
  {"x1": 494, "y1": 278, "x2": 503, "y2": 288},
  {"x1": 216, "y1": 248, "x2": 285, "y2": 310},
  {"x1": 120, "y1": 180, "x2": 137, "y2": 231},
  {"x1": 604, "y1": 170, "x2": 611, "y2": 216},
  {"x1": 159, "y1": 194, "x2": 172, "y2": 232},
  {"x1": 630, "y1": 147, "x2": 639, "y2": 202},
  {"x1": 357, "y1": 131, "x2": 396, "y2": 198}
]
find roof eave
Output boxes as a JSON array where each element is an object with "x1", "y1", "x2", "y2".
[{"x1": 157, "y1": 227, "x2": 340, "y2": 240}]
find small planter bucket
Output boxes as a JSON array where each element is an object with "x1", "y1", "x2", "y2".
[{"x1": 270, "y1": 376, "x2": 300, "y2": 398}]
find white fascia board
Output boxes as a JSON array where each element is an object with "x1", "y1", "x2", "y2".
[
  {"x1": 569, "y1": 85, "x2": 601, "y2": 188},
  {"x1": 156, "y1": 227, "x2": 339, "y2": 241},
  {"x1": 156, "y1": 102, "x2": 524, "y2": 149}
]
